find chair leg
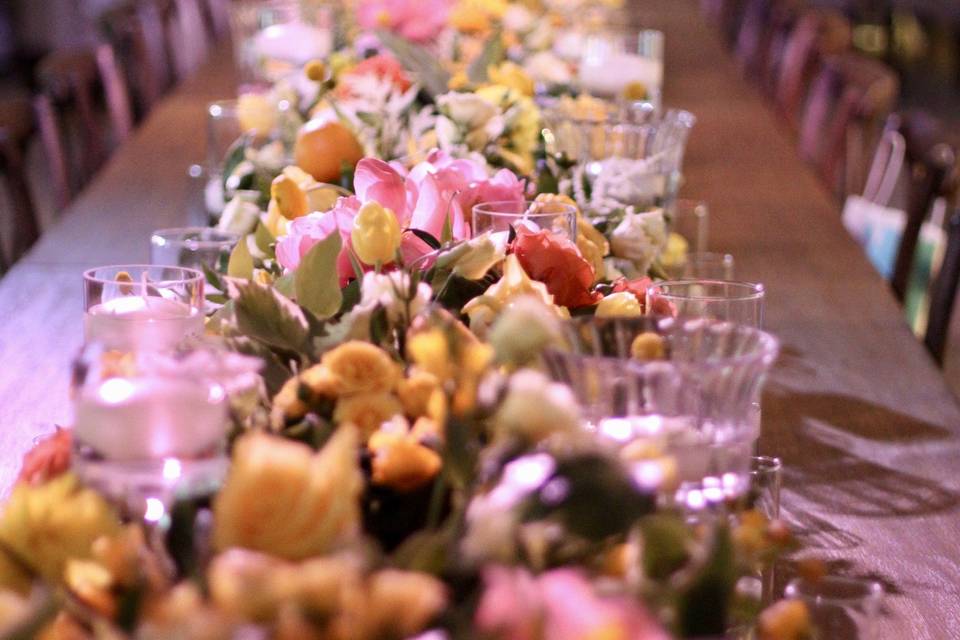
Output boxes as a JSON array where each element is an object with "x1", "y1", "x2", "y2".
[
  {"x1": 0, "y1": 134, "x2": 40, "y2": 264},
  {"x1": 925, "y1": 211, "x2": 960, "y2": 365},
  {"x1": 33, "y1": 95, "x2": 71, "y2": 211}
]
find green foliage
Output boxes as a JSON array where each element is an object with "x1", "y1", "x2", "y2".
[
  {"x1": 676, "y1": 524, "x2": 738, "y2": 637},
  {"x1": 466, "y1": 29, "x2": 505, "y2": 84},
  {"x1": 377, "y1": 30, "x2": 452, "y2": 97},
  {"x1": 227, "y1": 236, "x2": 254, "y2": 279},
  {"x1": 231, "y1": 280, "x2": 311, "y2": 354},
  {"x1": 294, "y1": 232, "x2": 343, "y2": 319}
]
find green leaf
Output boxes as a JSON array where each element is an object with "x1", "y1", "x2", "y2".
[
  {"x1": 227, "y1": 235, "x2": 254, "y2": 279},
  {"x1": 641, "y1": 515, "x2": 691, "y2": 581},
  {"x1": 409, "y1": 228, "x2": 442, "y2": 250},
  {"x1": 227, "y1": 336, "x2": 295, "y2": 396},
  {"x1": 202, "y1": 263, "x2": 225, "y2": 292},
  {"x1": 273, "y1": 272, "x2": 296, "y2": 298},
  {"x1": 677, "y1": 524, "x2": 737, "y2": 637},
  {"x1": 294, "y1": 232, "x2": 343, "y2": 319},
  {"x1": 467, "y1": 28, "x2": 505, "y2": 84},
  {"x1": 220, "y1": 136, "x2": 249, "y2": 193},
  {"x1": 339, "y1": 278, "x2": 362, "y2": 314},
  {"x1": 231, "y1": 279, "x2": 310, "y2": 353},
  {"x1": 254, "y1": 222, "x2": 276, "y2": 257},
  {"x1": 376, "y1": 30, "x2": 451, "y2": 97},
  {"x1": 441, "y1": 209, "x2": 453, "y2": 244}
]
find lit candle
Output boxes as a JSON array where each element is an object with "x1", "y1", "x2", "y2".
[
  {"x1": 74, "y1": 375, "x2": 227, "y2": 461},
  {"x1": 578, "y1": 51, "x2": 663, "y2": 98},
  {"x1": 254, "y1": 22, "x2": 332, "y2": 67}
]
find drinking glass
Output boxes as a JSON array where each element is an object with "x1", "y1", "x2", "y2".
[
  {"x1": 676, "y1": 252, "x2": 736, "y2": 280},
  {"x1": 544, "y1": 316, "x2": 780, "y2": 509},
  {"x1": 151, "y1": 227, "x2": 239, "y2": 275},
  {"x1": 83, "y1": 265, "x2": 205, "y2": 352},
  {"x1": 750, "y1": 455, "x2": 782, "y2": 519},
  {"x1": 647, "y1": 280, "x2": 765, "y2": 327},
  {"x1": 229, "y1": 0, "x2": 335, "y2": 95},
  {"x1": 473, "y1": 200, "x2": 578, "y2": 241},
  {"x1": 578, "y1": 29, "x2": 664, "y2": 108},
  {"x1": 785, "y1": 576, "x2": 884, "y2": 639},
  {"x1": 670, "y1": 199, "x2": 709, "y2": 252}
]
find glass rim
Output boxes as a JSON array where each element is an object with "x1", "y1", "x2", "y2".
[
  {"x1": 151, "y1": 227, "x2": 241, "y2": 249},
  {"x1": 473, "y1": 200, "x2": 578, "y2": 218},
  {"x1": 550, "y1": 315, "x2": 780, "y2": 372},
  {"x1": 542, "y1": 105, "x2": 696, "y2": 129},
  {"x1": 651, "y1": 279, "x2": 765, "y2": 302},
  {"x1": 83, "y1": 264, "x2": 205, "y2": 287},
  {"x1": 785, "y1": 576, "x2": 884, "y2": 604},
  {"x1": 750, "y1": 455, "x2": 783, "y2": 473}
]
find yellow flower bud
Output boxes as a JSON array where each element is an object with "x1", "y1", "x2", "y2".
[
  {"x1": 758, "y1": 599, "x2": 811, "y2": 640},
  {"x1": 369, "y1": 432, "x2": 442, "y2": 492},
  {"x1": 396, "y1": 371, "x2": 442, "y2": 418},
  {"x1": 236, "y1": 93, "x2": 278, "y2": 136},
  {"x1": 406, "y1": 330, "x2": 453, "y2": 381},
  {"x1": 351, "y1": 201, "x2": 402, "y2": 265},
  {"x1": 622, "y1": 81, "x2": 648, "y2": 101},
  {"x1": 321, "y1": 341, "x2": 401, "y2": 396},
  {"x1": 630, "y1": 331, "x2": 666, "y2": 361},
  {"x1": 271, "y1": 174, "x2": 310, "y2": 221},
  {"x1": 304, "y1": 59, "x2": 326, "y2": 82},
  {"x1": 596, "y1": 292, "x2": 644, "y2": 318}
]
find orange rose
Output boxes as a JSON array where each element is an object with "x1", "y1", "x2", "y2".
[
  {"x1": 512, "y1": 227, "x2": 600, "y2": 309},
  {"x1": 336, "y1": 54, "x2": 412, "y2": 99},
  {"x1": 18, "y1": 428, "x2": 72, "y2": 486}
]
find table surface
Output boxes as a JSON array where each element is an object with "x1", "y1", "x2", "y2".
[{"x1": 2, "y1": 1, "x2": 959, "y2": 636}]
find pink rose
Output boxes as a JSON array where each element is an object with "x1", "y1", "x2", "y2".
[
  {"x1": 275, "y1": 196, "x2": 360, "y2": 286},
  {"x1": 475, "y1": 567, "x2": 669, "y2": 640},
  {"x1": 356, "y1": 0, "x2": 452, "y2": 44},
  {"x1": 354, "y1": 158, "x2": 409, "y2": 223}
]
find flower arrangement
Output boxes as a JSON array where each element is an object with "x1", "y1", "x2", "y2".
[{"x1": 0, "y1": 2, "x2": 823, "y2": 639}]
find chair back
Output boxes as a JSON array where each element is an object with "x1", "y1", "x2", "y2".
[
  {"x1": 887, "y1": 111, "x2": 958, "y2": 302},
  {"x1": 162, "y1": 0, "x2": 210, "y2": 81},
  {"x1": 798, "y1": 53, "x2": 899, "y2": 200},
  {"x1": 925, "y1": 209, "x2": 960, "y2": 365},
  {"x1": 35, "y1": 44, "x2": 134, "y2": 209},
  {"x1": 0, "y1": 93, "x2": 40, "y2": 270}
]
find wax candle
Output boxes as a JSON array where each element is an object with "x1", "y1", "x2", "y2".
[
  {"x1": 578, "y1": 52, "x2": 663, "y2": 98},
  {"x1": 254, "y1": 22, "x2": 332, "y2": 67},
  {"x1": 74, "y1": 375, "x2": 227, "y2": 461},
  {"x1": 84, "y1": 294, "x2": 204, "y2": 351}
]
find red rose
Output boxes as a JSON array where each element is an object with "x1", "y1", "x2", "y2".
[
  {"x1": 513, "y1": 227, "x2": 600, "y2": 308},
  {"x1": 18, "y1": 428, "x2": 72, "y2": 486},
  {"x1": 611, "y1": 277, "x2": 674, "y2": 315},
  {"x1": 337, "y1": 54, "x2": 412, "y2": 98}
]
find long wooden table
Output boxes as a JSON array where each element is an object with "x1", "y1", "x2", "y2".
[{"x1": 2, "y1": 1, "x2": 959, "y2": 635}]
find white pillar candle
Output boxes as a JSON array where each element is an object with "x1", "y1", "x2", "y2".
[
  {"x1": 74, "y1": 376, "x2": 227, "y2": 461},
  {"x1": 254, "y1": 22, "x2": 332, "y2": 66},
  {"x1": 84, "y1": 295, "x2": 204, "y2": 352}
]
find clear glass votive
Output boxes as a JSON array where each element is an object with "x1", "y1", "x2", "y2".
[
  {"x1": 648, "y1": 280, "x2": 765, "y2": 327},
  {"x1": 678, "y1": 252, "x2": 736, "y2": 280},
  {"x1": 750, "y1": 455, "x2": 782, "y2": 519},
  {"x1": 578, "y1": 29, "x2": 664, "y2": 108},
  {"x1": 71, "y1": 345, "x2": 235, "y2": 522},
  {"x1": 785, "y1": 576, "x2": 884, "y2": 639},
  {"x1": 669, "y1": 199, "x2": 709, "y2": 253},
  {"x1": 229, "y1": 0, "x2": 335, "y2": 94},
  {"x1": 151, "y1": 227, "x2": 239, "y2": 275},
  {"x1": 473, "y1": 200, "x2": 578, "y2": 242},
  {"x1": 83, "y1": 265, "x2": 205, "y2": 352}
]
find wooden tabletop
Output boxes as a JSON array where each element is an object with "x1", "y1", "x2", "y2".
[{"x1": 1, "y1": 1, "x2": 958, "y2": 635}]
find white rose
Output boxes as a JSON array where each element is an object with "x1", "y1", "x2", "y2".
[
  {"x1": 494, "y1": 370, "x2": 581, "y2": 443},
  {"x1": 523, "y1": 51, "x2": 572, "y2": 86},
  {"x1": 353, "y1": 271, "x2": 431, "y2": 325},
  {"x1": 218, "y1": 196, "x2": 262, "y2": 235},
  {"x1": 437, "y1": 92, "x2": 499, "y2": 130},
  {"x1": 610, "y1": 209, "x2": 667, "y2": 273},
  {"x1": 436, "y1": 232, "x2": 506, "y2": 280}
]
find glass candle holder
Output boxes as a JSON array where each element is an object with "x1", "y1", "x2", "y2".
[
  {"x1": 578, "y1": 29, "x2": 664, "y2": 108},
  {"x1": 230, "y1": 0, "x2": 335, "y2": 95},
  {"x1": 473, "y1": 200, "x2": 578, "y2": 242},
  {"x1": 749, "y1": 455, "x2": 783, "y2": 519},
  {"x1": 544, "y1": 316, "x2": 779, "y2": 509},
  {"x1": 151, "y1": 227, "x2": 239, "y2": 275},
  {"x1": 648, "y1": 280, "x2": 765, "y2": 327},
  {"x1": 669, "y1": 199, "x2": 709, "y2": 253},
  {"x1": 785, "y1": 576, "x2": 884, "y2": 639},
  {"x1": 71, "y1": 345, "x2": 235, "y2": 522},
  {"x1": 665, "y1": 252, "x2": 736, "y2": 280},
  {"x1": 83, "y1": 265, "x2": 205, "y2": 352}
]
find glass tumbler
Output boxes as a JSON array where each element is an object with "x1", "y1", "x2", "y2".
[
  {"x1": 647, "y1": 280, "x2": 765, "y2": 327},
  {"x1": 473, "y1": 200, "x2": 578, "y2": 242},
  {"x1": 151, "y1": 227, "x2": 239, "y2": 275},
  {"x1": 83, "y1": 265, "x2": 205, "y2": 352},
  {"x1": 785, "y1": 576, "x2": 884, "y2": 639}
]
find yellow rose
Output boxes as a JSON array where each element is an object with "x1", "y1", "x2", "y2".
[
  {"x1": 354, "y1": 570, "x2": 447, "y2": 639},
  {"x1": 463, "y1": 255, "x2": 567, "y2": 336},
  {"x1": 213, "y1": 428, "x2": 363, "y2": 560},
  {"x1": 475, "y1": 84, "x2": 540, "y2": 175},
  {"x1": 322, "y1": 341, "x2": 401, "y2": 396},
  {"x1": 334, "y1": 392, "x2": 403, "y2": 439},
  {"x1": 406, "y1": 330, "x2": 453, "y2": 381},
  {"x1": 351, "y1": 201, "x2": 402, "y2": 265},
  {"x1": 659, "y1": 232, "x2": 689, "y2": 272},
  {"x1": 596, "y1": 292, "x2": 643, "y2": 318},
  {"x1": 758, "y1": 599, "x2": 811, "y2": 640},
  {"x1": 236, "y1": 92, "x2": 277, "y2": 136},
  {"x1": 368, "y1": 431, "x2": 441, "y2": 492},
  {"x1": 487, "y1": 61, "x2": 535, "y2": 97},
  {"x1": 396, "y1": 371, "x2": 442, "y2": 418},
  {"x1": 208, "y1": 548, "x2": 291, "y2": 622},
  {"x1": 0, "y1": 473, "x2": 121, "y2": 586}
]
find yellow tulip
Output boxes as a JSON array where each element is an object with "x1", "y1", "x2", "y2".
[
  {"x1": 271, "y1": 174, "x2": 310, "y2": 221},
  {"x1": 351, "y1": 202, "x2": 402, "y2": 265},
  {"x1": 321, "y1": 340, "x2": 401, "y2": 396},
  {"x1": 213, "y1": 428, "x2": 363, "y2": 560}
]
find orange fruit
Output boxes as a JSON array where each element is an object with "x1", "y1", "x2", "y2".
[{"x1": 294, "y1": 119, "x2": 364, "y2": 184}]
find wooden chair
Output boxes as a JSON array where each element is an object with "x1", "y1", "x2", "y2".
[
  {"x1": 798, "y1": 52, "x2": 899, "y2": 200},
  {"x1": 35, "y1": 44, "x2": 134, "y2": 209},
  {"x1": 774, "y1": 9, "x2": 851, "y2": 129},
  {"x1": 733, "y1": 0, "x2": 775, "y2": 80},
  {"x1": 161, "y1": 0, "x2": 211, "y2": 81},
  {"x1": 701, "y1": 0, "x2": 747, "y2": 48},
  {"x1": 201, "y1": 0, "x2": 232, "y2": 41},
  {"x1": 886, "y1": 111, "x2": 958, "y2": 303},
  {"x1": 99, "y1": 0, "x2": 174, "y2": 119},
  {"x1": 0, "y1": 93, "x2": 40, "y2": 271},
  {"x1": 925, "y1": 209, "x2": 960, "y2": 365}
]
